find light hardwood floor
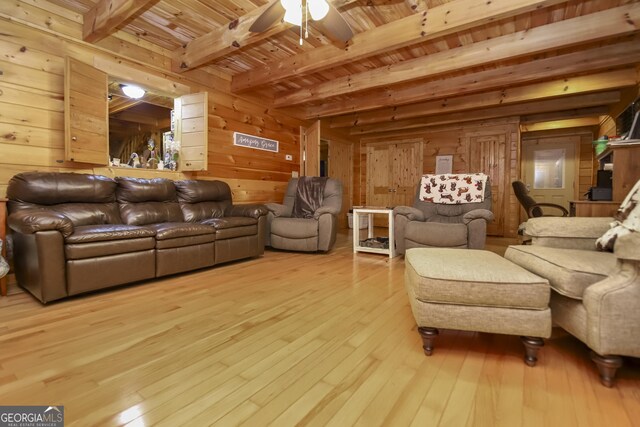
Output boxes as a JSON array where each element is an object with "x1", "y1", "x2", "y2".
[{"x1": 0, "y1": 232, "x2": 638, "y2": 426}]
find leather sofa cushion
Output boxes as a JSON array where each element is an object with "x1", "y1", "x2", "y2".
[
  {"x1": 148, "y1": 222, "x2": 215, "y2": 240},
  {"x1": 181, "y1": 201, "x2": 228, "y2": 222},
  {"x1": 8, "y1": 172, "x2": 116, "y2": 205},
  {"x1": 65, "y1": 224, "x2": 156, "y2": 243},
  {"x1": 156, "y1": 233, "x2": 216, "y2": 249},
  {"x1": 51, "y1": 203, "x2": 122, "y2": 226},
  {"x1": 216, "y1": 225, "x2": 258, "y2": 240},
  {"x1": 504, "y1": 245, "x2": 618, "y2": 300},
  {"x1": 175, "y1": 180, "x2": 232, "y2": 203},
  {"x1": 119, "y1": 202, "x2": 184, "y2": 226},
  {"x1": 65, "y1": 237, "x2": 156, "y2": 260},
  {"x1": 201, "y1": 217, "x2": 258, "y2": 240},
  {"x1": 271, "y1": 217, "x2": 318, "y2": 239},
  {"x1": 202, "y1": 217, "x2": 257, "y2": 229},
  {"x1": 116, "y1": 177, "x2": 177, "y2": 203}
]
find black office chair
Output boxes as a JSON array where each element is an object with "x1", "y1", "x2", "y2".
[
  {"x1": 512, "y1": 180, "x2": 569, "y2": 218},
  {"x1": 512, "y1": 180, "x2": 568, "y2": 243}
]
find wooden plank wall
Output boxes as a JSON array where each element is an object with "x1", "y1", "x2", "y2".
[
  {"x1": 360, "y1": 120, "x2": 520, "y2": 237},
  {"x1": 0, "y1": 1, "x2": 302, "y2": 204}
]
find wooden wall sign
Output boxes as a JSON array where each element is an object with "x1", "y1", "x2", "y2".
[{"x1": 233, "y1": 132, "x2": 279, "y2": 153}]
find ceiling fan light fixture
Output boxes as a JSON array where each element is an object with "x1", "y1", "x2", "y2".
[
  {"x1": 121, "y1": 84, "x2": 145, "y2": 99},
  {"x1": 280, "y1": 0, "x2": 299, "y2": 11},
  {"x1": 283, "y1": 4, "x2": 302, "y2": 26},
  {"x1": 309, "y1": 0, "x2": 329, "y2": 21}
]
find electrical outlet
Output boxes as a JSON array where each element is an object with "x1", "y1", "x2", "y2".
[
  {"x1": 292, "y1": 171, "x2": 299, "y2": 178},
  {"x1": 285, "y1": 154, "x2": 293, "y2": 161}
]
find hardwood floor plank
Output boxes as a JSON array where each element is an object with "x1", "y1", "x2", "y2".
[{"x1": 0, "y1": 233, "x2": 637, "y2": 426}]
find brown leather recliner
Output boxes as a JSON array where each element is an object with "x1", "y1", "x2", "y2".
[{"x1": 7, "y1": 172, "x2": 267, "y2": 303}]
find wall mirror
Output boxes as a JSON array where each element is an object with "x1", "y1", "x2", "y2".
[{"x1": 108, "y1": 79, "x2": 179, "y2": 171}]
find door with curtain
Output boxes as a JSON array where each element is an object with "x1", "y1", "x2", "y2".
[{"x1": 522, "y1": 137, "x2": 579, "y2": 211}]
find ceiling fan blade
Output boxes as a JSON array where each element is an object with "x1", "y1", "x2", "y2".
[
  {"x1": 249, "y1": 1, "x2": 286, "y2": 33},
  {"x1": 315, "y1": 4, "x2": 353, "y2": 42}
]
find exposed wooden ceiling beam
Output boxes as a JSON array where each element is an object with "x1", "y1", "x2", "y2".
[
  {"x1": 83, "y1": 0, "x2": 157, "y2": 43},
  {"x1": 109, "y1": 110, "x2": 171, "y2": 127},
  {"x1": 274, "y1": 4, "x2": 640, "y2": 107},
  {"x1": 519, "y1": 106, "x2": 610, "y2": 124},
  {"x1": 520, "y1": 117, "x2": 601, "y2": 132},
  {"x1": 329, "y1": 69, "x2": 636, "y2": 128},
  {"x1": 109, "y1": 97, "x2": 142, "y2": 114},
  {"x1": 350, "y1": 92, "x2": 619, "y2": 135},
  {"x1": 404, "y1": 0, "x2": 428, "y2": 13},
  {"x1": 304, "y1": 39, "x2": 640, "y2": 118},
  {"x1": 232, "y1": 0, "x2": 566, "y2": 93},
  {"x1": 173, "y1": 0, "x2": 358, "y2": 73}
]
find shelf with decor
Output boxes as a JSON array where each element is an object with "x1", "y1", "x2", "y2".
[{"x1": 596, "y1": 140, "x2": 640, "y2": 202}]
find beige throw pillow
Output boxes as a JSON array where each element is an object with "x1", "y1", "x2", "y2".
[{"x1": 596, "y1": 179, "x2": 640, "y2": 252}]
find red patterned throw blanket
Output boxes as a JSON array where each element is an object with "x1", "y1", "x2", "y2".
[{"x1": 419, "y1": 173, "x2": 488, "y2": 204}]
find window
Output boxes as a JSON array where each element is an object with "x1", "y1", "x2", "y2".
[
  {"x1": 533, "y1": 148, "x2": 565, "y2": 189},
  {"x1": 64, "y1": 57, "x2": 208, "y2": 172}
]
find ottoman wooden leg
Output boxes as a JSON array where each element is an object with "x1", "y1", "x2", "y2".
[
  {"x1": 591, "y1": 352, "x2": 623, "y2": 388},
  {"x1": 521, "y1": 336, "x2": 544, "y2": 367},
  {"x1": 418, "y1": 327, "x2": 439, "y2": 356}
]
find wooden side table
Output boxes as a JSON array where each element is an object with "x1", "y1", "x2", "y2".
[
  {"x1": 352, "y1": 207, "x2": 396, "y2": 258},
  {"x1": 1, "y1": 198, "x2": 7, "y2": 296}
]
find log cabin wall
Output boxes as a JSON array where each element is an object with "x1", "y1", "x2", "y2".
[
  {"x1": 0, "y1": 2, "x2": 303, "y2": 203},
  {"x1": 359, "y1": 119, "x2": 520, "y2": 237}
]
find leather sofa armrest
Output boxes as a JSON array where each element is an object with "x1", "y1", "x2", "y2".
[
  {"x1": 463, "y1": 209, "x2": 494, "y2": 224},
  {"x1": 226, "y1": 204, "x2": 268, "y2": 219},
  {"x1": 265, "y1": 203, "x2": 292, "y2": 218},
  {"x1": 393, "y1": 206, "x2": 425, "y2": 222},
  {"x1": 8, "y1": 209, "x2": 74, "y2": 238}
]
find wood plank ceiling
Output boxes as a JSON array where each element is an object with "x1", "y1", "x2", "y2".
[{"x1": 52, "y1": 0, "x2": 640, "y2": 136}]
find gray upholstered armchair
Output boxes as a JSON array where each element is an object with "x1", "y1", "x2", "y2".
[
  {"x1": 393, "y1": 175, "x2": 494, "y2": 254},
  {"x1": 265, "y1": 177, "x2": 343, "y2": 252},
  {"x1": 505, "y1": 179, "x2": 640, "y2": 387}
]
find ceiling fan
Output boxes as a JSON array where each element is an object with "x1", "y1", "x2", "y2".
[{"x1": 249, "y1": 0, "x2": 353, "y2": 44}]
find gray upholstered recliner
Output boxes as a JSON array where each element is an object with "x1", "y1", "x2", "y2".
[
  {"x1": 265, "y1": 177, "x2": 342, "y2": 252},
  {"x1": 393, "y1": 176, "x2": 494, "y2": 254}
]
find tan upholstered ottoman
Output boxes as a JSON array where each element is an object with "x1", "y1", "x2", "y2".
[{"x1": 405, "y1": 248, "x2": 552, "y2": 366}]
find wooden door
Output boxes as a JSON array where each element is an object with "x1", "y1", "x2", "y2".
[
  {"x1": 366, "y1": 144, "x2": 394, "y2": 211},
  {"x1": 64, "y1": 57, "x2": 109, "y2": 164},
  {"x1": 522, "y1": 137, "x2": 579, "y2": 210},
  {"x1": 366, "y1": 140, "x2": 423, "y2": 226},
  {"x1": 468, "y1": 133, "x2": 508, "y2": 236},
  {"x1": 174, "y1": 92, "x2": 208, "y2": 171},
  {"x1": 300, "y1": 120, "x2": 321, "y2": 176},
  {"x1": 391, "y1": 141, "x2": 423, "y2": 207},
  {"x1": 328, "y1": 139, "x2": 352, "y2": 229}
]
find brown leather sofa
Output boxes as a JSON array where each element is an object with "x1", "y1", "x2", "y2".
[{"x1": 7, "y1": 172, "x2": 267, "y2": 303}]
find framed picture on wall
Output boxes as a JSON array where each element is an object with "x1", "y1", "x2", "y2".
[{"x1": 435, "y1": 155, "x2": 453, "y2": 174}]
